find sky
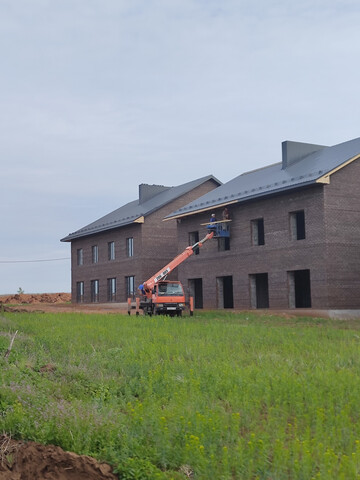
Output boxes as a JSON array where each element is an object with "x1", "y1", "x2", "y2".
[{"x1": 1, "y1": 0, "x2": 359, "y2": 294}]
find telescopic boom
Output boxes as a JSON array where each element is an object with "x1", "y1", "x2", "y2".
[{"x1": 140, "y1": 231, "x2": 214, "y2": 296}]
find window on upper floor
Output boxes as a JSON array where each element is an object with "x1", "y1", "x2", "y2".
[
  {"x1": 92, "y1": 245, "x2": 99, "y2": 263},
  {"x1": 77, "y1": 248, "x2": 83, "y2": 266},
  {"x1": 251, "y1": 218, "x2": 265, "y2": 246},
  {"x1": 189, "y1": 231, "x2": 200, "y2": 255},
  {"x1": 290, "y1": 210, "x2": 305, "y2": 240},
  {"x1": 126, "y1": 238, "x2": 134, "y2": 257},
  {"x1": 108, "y1": 241, "x2": 115, "y2": 260},
  {"x1": 218, "y1": 237, "x2": 230, "y2": 251}
]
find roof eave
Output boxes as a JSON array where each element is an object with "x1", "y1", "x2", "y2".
[
  {"x1": 60, "y1": 216, "x2": 144, "y2": 242},
  {"x1": 164, "y1": 180, "x2": 320, "y2": 221}
]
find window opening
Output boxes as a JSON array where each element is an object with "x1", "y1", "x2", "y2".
[
  {"x1": 218, "y1": 237, "x2": 230, "y2": 251},
  {"x1": 290, "y1": 210, "x2": 306, "y2": 240},
  {"x1": 107, "y1": 278, "x2": 116, "y2": 302},
  {"x1": 91, "y1": 279, "x2": 99, "y2": 303},
  {"x1": 126, "y1": 276, "x2": 135, "y2": 298},
  {"x1": 251, "y1": 218, "x2": 265, "y2": 246},
  {"x1": 76, "y1": 281, "x2": 84, "y2": 303},
  {"x1": 189, "y1": 231, "x2": 200, "y2": 255},
  {"x1": 77, "y1": 248, "x2": 83, "y2": 266},
  {"x1": 108, "y1": 241, "x2": 115, "y2": 260},
  {"x1": 126, "y1": 238, "x2": 134, "y2": 257},
  {"x1": 92, "y1": 245, "x2": 99, "y2": 264}
]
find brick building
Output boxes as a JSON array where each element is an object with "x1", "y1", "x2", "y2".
[
  {"x1": 165, "y1": 138, "x2": 360, "y2": 310},
  {"x1": 60, "y1": 176, "x2": 221, "y2": 303}
]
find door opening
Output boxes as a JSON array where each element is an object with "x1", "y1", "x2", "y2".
[
  {"x1": 288, "y1": 269, "x2": 311, "y2": 308},
  {"x1": 249, "y1": 273, "x2": 269, "y2": 308},
  {"x1": 188, "y1": 278, "x2": 203, "y2": 309},
  {"x1": 216, "y1": 276, "x2": 234, "y2": 309}
]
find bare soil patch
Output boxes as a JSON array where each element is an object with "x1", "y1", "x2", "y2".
[
  {"x1": 0, "y1": 293, "x2": 128, "y2": 314},
  {"x1": 0, "y1": 435, "x2": 119, "y2": 480}
]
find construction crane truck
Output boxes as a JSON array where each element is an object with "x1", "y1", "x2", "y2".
[{"x1": 128, "y1": 231, "x2": 214, "y2": 316}]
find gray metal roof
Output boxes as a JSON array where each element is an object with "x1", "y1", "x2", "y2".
[
  {"x1": 165, "y1": 137, "x2": 360, "y2": 219},
  {"x1": 61, "y1": 175, "x2": 221, "y2": 241}
]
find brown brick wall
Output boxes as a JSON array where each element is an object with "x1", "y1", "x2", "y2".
[
  {"x1": 177, "y1": 184, "x2": 331, "y2": 309},
  {"x1": 323, "y1": 159, "x2": 360, "y2": 308}
]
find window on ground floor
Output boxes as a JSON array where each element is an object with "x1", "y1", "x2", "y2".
[
  {"x1": 91, "y1": 279, "x2": 99, "y2": 303},
  {"x1": 107, "y1": 278, "x2": 116, "y2": 302},
  {"x1": 126, "y1": 276, "x2": 135, "y2": 299},
  {"x1": 76, "y1": 281, "x2": 84, "y2": 303}
]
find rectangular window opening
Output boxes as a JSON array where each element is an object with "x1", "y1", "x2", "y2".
[
  {"x1": 107, "y1": 278, "x2": 116, "y2": 302},
  {"x1": 126, "y1": 238, "x2": 134, "y2": 257},
  {"x1": 189, "y1": 231, "x2": 200, "y2": 254},
  {"x1": 251, "y1": 218, "x2": 265, "y2": 246},
  {"x1": 290, "y1": 210, "x2": 306, "y2": 240},
  {"x1": 218, "y1": 237, "x2": 230, "y2": 251},
  {"x1": 77, "y1": 248, "x2": 83, "y2": 266},
  {"x1": 92, "y1": 245, "x2": 99, "y2": 264},
  {"x1": 126, "y1": 276, "x2": 135, "y2": 298},
  {"x1": 76, "y1": 281, "x2": 84, "y2": 303},
  {"x1": 91, "y1": 279, "x2": 99, "y2": 303},
  {"x1": 108, "y1": 241, "x2": 115, "y2": 261}
]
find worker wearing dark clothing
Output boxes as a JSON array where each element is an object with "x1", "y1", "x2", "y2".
[{"x1": 222, "y1": 208, "x2": 230, "y2": 220}]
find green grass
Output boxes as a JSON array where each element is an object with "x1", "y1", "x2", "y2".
[{"x1": 1, "y1": 311, "x2": 360, "y2": 479}]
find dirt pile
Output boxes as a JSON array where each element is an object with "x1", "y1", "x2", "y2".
[
  {"x1": 0, "y1": 435, "x2": 119, "y2": 480},
  {"x1": 0, "y1": 293, "x2": 71, "y2": 305}
]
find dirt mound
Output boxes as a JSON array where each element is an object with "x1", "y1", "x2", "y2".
[
  {"x1": 0, "y1": 435, "x2": 119, "y2": 480},
  {"x1": 0, "y1": 293, "x2": 71, "y2": 305}
]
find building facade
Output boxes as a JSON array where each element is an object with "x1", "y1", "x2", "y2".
[
  {"x1": 166, "y1": 138, "x2": 360, "y2": 310},
  {"x1": 61, "y1": 176, "x2": 221, "y2": 303}
]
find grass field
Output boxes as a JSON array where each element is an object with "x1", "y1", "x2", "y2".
[{"x1": 1, "y1": 310, "x2": 360, "y2": 479}]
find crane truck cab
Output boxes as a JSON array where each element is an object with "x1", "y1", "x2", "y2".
[{"x1": 141, "y1": 280, "x2": 186, "y2": 316}]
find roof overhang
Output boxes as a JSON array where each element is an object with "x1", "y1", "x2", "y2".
[
  {"x1": 163, "y1": 200, "x2": 239, "y2": 221},
  {"x1": 316, "y1": 154, "x2": 360, "y2": 184}
]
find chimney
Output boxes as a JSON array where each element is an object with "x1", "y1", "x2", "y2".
[
  {"x1": 139, "y1": 184, "x2": 169, "y2": 204},
  {"x1": 282, "y1": 141, "x2": 327, "y2": 169}
]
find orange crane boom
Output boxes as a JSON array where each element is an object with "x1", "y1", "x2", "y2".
[{"x1": 141, "y1": 231, "x2": 214, "y2": 296}]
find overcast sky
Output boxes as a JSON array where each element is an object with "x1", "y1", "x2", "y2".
[{"x1": 1, "y1": 0, "x2": 359, "y2": 294}]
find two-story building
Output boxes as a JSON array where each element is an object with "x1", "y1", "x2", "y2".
[
  {"x1": 165, "y1": 138, "x2": 360, "y2": 310},
  {"x1": 61, "y1": 175, "x2": 221, "y2": 303}
]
